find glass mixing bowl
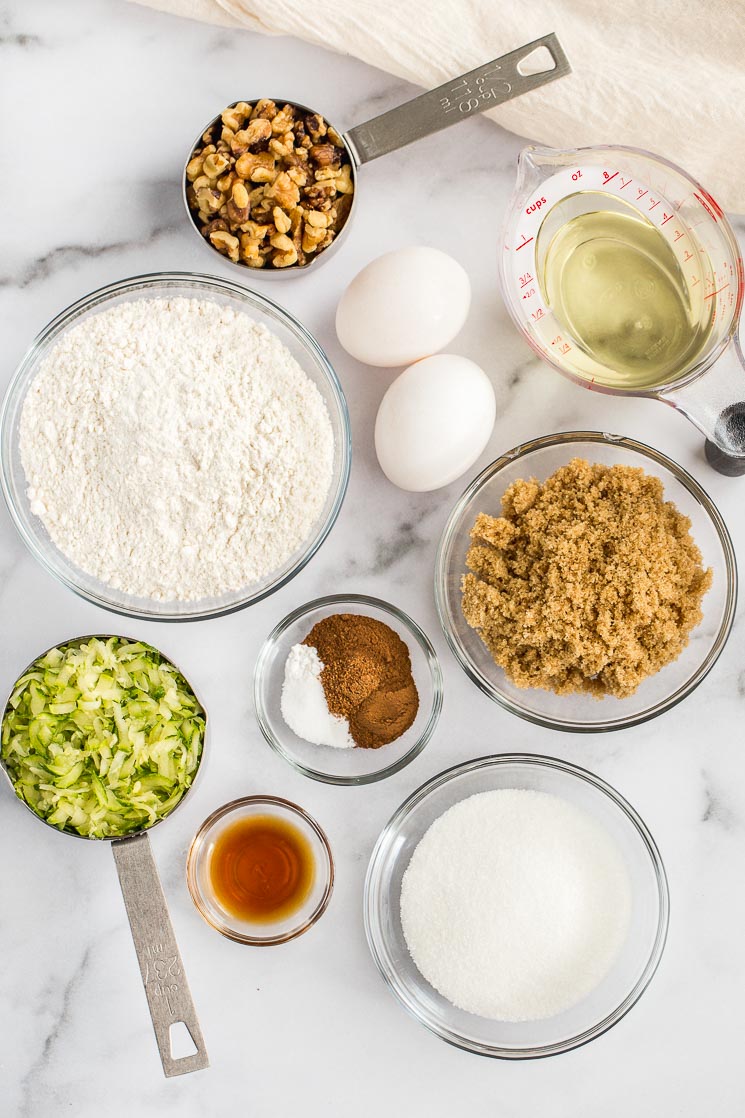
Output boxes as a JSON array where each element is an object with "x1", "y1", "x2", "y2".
[
  {"x1": 364, "y1": 754, "x2": 669, "y2": 1059},
  {"x1": 0, "y1": 272, "x2": 351, "y2": 621},
  {"x1": 435, "y1": 431, "x2": 737, "y2": 732},
  {"x1": 254, "y1": 594, "x2": 443, "y2": 785}
]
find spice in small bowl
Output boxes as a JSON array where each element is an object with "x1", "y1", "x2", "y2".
[
  {"x1": 254, "y1": 595, "x2": 442, "y2": 785},
  {"x1": 187, "y1": 796, "x2": 333, "y2": 945},
  {"x1": 184, "y1": 100, "x2": 355, "y2": 271},
  {"x1": 280, "y1": 614, "x2": 419, "y2": 750}
]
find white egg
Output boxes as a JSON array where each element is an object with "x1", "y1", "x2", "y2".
[
  {"x1": 336, "y1": 246, "x2": 471, "y2": 367},
  {"x1": 375, "y1": 355, "x2": 496, "y2": 492}
]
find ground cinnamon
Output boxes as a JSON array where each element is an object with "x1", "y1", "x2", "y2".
[{"x1": 303, "y1": 614, "x2": 419, "y2": 748}]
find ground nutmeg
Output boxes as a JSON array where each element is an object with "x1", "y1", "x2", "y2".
[{"x1": 303, "y1": 614, "x2": 419, "y2": 748}]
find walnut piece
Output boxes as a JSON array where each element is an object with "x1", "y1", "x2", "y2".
[{"x1": 186, "y1": 99, "x2": 354, "y2": 269}]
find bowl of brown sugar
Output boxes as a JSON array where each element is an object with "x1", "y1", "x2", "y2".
[
  {"x1": 254, "y1": 595, "x2": 443, "y2": 784},
  {"x1": 435, "y1": 432, "x2": 737, "y2": 733}
]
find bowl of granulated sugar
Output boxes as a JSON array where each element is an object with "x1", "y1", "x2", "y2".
[{"x1": 364, "y1": 754, "x2": 669, "y2": 1058}]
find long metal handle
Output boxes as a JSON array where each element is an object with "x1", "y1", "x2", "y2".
[
  {"x1": 112, "y1": 833, "x2": 209, "y2": 1077},
  {"x1": 344, "y1": 33, "x2": 571, "y2": 166}
]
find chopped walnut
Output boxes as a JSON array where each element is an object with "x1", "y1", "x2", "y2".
[
  {"x1": 309, "y1": 143, "x2": 341, "y2": 168},
  {"x1": 209, "y1": 229, "x2": 240, "y2": 262},
  {"x1": 265, "y1": 171, "x2": 300, "y2": 210},
  {"x1": 186, "y1": 99, "x2": 354, "y2": 268},
  {"x1": 304, "y1": 113, "x2": 327, "y2": 141}
]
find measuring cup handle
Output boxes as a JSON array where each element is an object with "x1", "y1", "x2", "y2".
[
  {"x1": 664, "y1": 334, "x2": 745, "y2": 475},
  {"x1": 112, "y1": 833, "x2": 209, "y2": 1077},
  {"x1": 343, "y1": 33, "x2": 571, "y2": 166}
]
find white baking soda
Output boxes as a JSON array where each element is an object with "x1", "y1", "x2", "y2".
[
  {"x1": 280, "y1": 643, "x2": 355, "y2": 748},
  {"x1": 400, "y1": 789, "x2": 632, "y2": 1021}
]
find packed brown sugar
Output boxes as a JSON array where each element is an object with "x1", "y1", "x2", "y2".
[{"x1": 461, "y1": 458, "x2": 712, "y2": 698}]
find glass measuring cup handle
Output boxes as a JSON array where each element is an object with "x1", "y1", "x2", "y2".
[
  {"x1": 343, "y1": 34, "x2": 571, "y2": 165},
  {"x1": 664, "y1": 335, "x2": 745, "y2": 476},
  {"x1": 112, "y1": 834, "x2": 209, "y2": 1077}
]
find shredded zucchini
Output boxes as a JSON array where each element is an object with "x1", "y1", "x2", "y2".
[{"x1": 1, "y1": 637, "x2": 205, "y2": 839}]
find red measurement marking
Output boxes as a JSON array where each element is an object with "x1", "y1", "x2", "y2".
[
  {"x1": 637, "y1": 188, "x2": 648, "y2": 199},
  {"x1": 704, "y1": 283, "x2": 730, "y2": 300},
  {"x1": 602, "y1": 171, "x2": 619, "y2": 184},
  {"x1": 620, "y1": 177, "x2": 632, "y2": 189},
  {"x1": 661, "y1": 213, "x2": 673, "y2": 225},
  {"x1": 522, "y1": 288, "x2": 535, "y2": 299},
  {"x1": 673, "y1": 229, "x2": 685, "y2": 242},
  {"x1": 649, "y1": 199, "x2": 660, "y2": 210},
  {"x1": 551, "y1": 335, "x2": 562, "y2": 346},
  {"x1": 559, "y1": 343, "x2": 571, "y2": 355},
  {"x1": 683, "y1": 250, "x2": 693, "y2": 262},
  {"x1": 516, "y1": 235, "x2": 534, "y2": 251},
  {"x1": 694, "y1": 190, "x2": 723, "y2": 221},
  {"x1": 690, "y1": 275, "x2": 700, "y2": 287},
  {"x1": 531, "y1": 308, "x2": 544, "y2": 321},
  {"x1": 519, "y1": 272, "x2": 534, "y2": 288}
]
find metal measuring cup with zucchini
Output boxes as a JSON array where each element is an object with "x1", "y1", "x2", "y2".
[
  {"x1": 183, "y1": 33, "x2": 571, "y2": 273},
  {"x1": 0, "y1": 635, "x2": 209, "y2": 1078}
]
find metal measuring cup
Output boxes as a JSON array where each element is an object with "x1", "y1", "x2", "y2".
[
  {"x1": 0, "y1": 635, "x2": 209, "y2": 1078},
  {"x1": 183, "y1": 33, "x2": 571, "y2": 274}
]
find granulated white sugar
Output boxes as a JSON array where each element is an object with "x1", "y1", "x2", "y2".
[
  {"x1": 19, "y1": 297, "x2": 334, "y2": 602},
  {"x1": 400, "y1": 789, "x2": 631, "y2": 1021}
]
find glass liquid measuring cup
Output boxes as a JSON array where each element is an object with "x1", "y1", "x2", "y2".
[{"x1": 500, "y1": 145, "x2": 745, "y2": 474}]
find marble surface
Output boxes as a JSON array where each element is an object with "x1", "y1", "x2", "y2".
[{"x1": 1, "y1": 2, "x2": 744, "y2": 1114}]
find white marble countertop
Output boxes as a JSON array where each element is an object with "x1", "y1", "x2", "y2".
[{"x1": 2, "y1": 2, "x2": 744, "y2": 1114}]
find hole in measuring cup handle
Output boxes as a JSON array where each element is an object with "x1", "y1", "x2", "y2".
[
  {"x1": 517, "y1": 45, "x2": 556, "y2": 77},
  {"x1": 170, "y1": 1021, "x2": 199, "y2": 1060}
]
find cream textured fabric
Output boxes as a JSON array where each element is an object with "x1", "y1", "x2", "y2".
[{"x1": 133, "y1": 0, "x2": 745, "y2": 212}]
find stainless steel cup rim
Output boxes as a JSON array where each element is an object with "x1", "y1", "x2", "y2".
[{"x1": 0, "y1": 632, "x2": 209, "y2": 842}]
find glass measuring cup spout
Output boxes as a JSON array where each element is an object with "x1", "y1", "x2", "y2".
[{"x1": 500, "y1": 144, "x2": 745, "y2": 475}]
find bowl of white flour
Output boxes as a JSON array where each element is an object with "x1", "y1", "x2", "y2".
[
  {"x1": 0, "y1": 272, "x2": 351, "y2": 619},
  {"x1": 364, "y1": 754, "x2": 669, "y2": 1058}
]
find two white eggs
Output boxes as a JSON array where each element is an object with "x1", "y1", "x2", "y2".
[{"x1": 336, "y1": 246, "x2": 496, "y2": 492}]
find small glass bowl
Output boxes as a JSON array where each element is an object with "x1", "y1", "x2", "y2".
[
  {"x1": 186, "y1": 796, "x2": 334, "y2": 945},
  {"x1": 364, "y1": 754, "x2": 669, "y2": 1059},
  {"x1": 435, "y1": 431, "x2": 737, "y2": 732},
  {"x1": 254, "y1": 594, "x2": 443, "y2": 785},
  {"x1": 0, "y1": 272, "x2": 351, "y2": 622}
]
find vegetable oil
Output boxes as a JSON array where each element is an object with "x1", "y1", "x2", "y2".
[{"x1": 538, "y1": 199, "x2": 713, "y2": 389}]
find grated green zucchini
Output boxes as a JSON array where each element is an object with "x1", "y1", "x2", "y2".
[{"x1": 1, "y1": 637, "x2": 205, "y2": 839}]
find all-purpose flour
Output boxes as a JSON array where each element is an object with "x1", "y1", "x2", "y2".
[{"x1": 20, "y1": 297, "x2": 335, "y2": 601}]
